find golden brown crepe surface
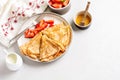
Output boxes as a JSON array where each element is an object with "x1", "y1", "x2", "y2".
[
  {"x1": 19, "y1": 23, "x2": 71, "y2": 62},
  {"x1": 42, "y1": 23, "x2": 71, "y2": 47}
]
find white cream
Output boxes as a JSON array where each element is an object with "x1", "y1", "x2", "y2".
[
  {"x1": 7, "y1": 54, "x2": 17, "y2": 64},
  {"x1": 5, "y1": 52, "x2": 23, "y2": 71}
]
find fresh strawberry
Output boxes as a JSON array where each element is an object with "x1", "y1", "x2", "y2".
[
  {"x1": 35, "y1": 22, "x2": 48, "y2": 31},
  {"x1": 63, "y1": 0, "x2": 69, "y2": 6},
  {"x1": 24, "y1": 29, "x2": 29, "y2": 35},
  {"x1": 39, "y1": 20, "x2": 45, "y2": 27},
  {"x1": 51, "y1": 0, "x2": 56, "y2": 3},
  {"x1": 49, "y1": 24, "x2": 54, "y2": 27},
  {"x1": 35, "y1": 23, "x2": 40, "y2": 28},
  {"x1": 51, "y1": 3, "x2": 62, "y2": 8},
  {"x1": 24, "y1": 19, "x2": 55, "y2": 38},
  {"x1": 41, "y1": 22, "x2": 48, "y2": 28},
  {"x1": 54, "y1": 0, "x2": 65, "y2": 3},
  {"x1": 29, "y1": 32, "x2": 35, "y2": 38},
  {"x1": 46, "y1": 20, "x2": 54, "y2": 25},
  {"x1": 33, "y1": 30, "x2": 38, "y2": 35},
  {"x1": 49, "y1": 1, "x2": 53, "y2": 5},
  {"x1": 25, "y1": 31, "x2": 34, "y2": 38}
]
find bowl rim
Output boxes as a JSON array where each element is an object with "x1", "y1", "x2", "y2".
[{"x1": 47, "y1": 0, "x2": 71, "y2": 10}]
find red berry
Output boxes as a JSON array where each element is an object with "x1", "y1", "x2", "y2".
[
  {"x1": 5, "y1": 31, "x2": 8, "y2": 34},
  {"x1": 41, "y1": 1, "x2": 44, "y2": 4},
  {"x1": 29, "y1": 2, "x2": 32, "y2": 6},
  {"x1": 22, "y1": 13, "x2": 25, "y2": 17},
  {"x1": 5, "y1": 24, "x2": 7, "y2": 26},
  {"x1": 37, "y1": 5, "x2": 40, "y2": 8},
  {"x1": 4, "y1": 33, "x2": 7, "y2": 36},
  {"x1": 10, "y1": 27, "x2": 14, "y2": 30},
  {"x1": 18, "y1": 13, "x2": 21, "y2": 16},
  {"x1": 2, "y1": 29, "x2": 5, "y2": 31},
  {"x1": 8, "y1": 18, "x2": 10, "y2": 21},
  {"x1": 14, "y1": 20, "x2": 17, "y2": 23},
  {"x1": 12, "y1": 11, "x2": 14, "y2": 14}
]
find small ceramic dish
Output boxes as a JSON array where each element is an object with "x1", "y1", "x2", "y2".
[
  {"x1": 5, "y1": 51, "x2": 23, "y2": 71},
  {"x1": 73, "y1": 11, "x2": 92, "y2": 30},
  {"x1": 48, "y1": 0, "x2": 71, "y2": 14}
]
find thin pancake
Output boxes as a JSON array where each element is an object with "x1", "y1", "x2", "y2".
[
  {"x1": 27, "y1": 32, "x2": 42, "y2": 55},
  {"x1": 39, "y1": 35, "x2": 65, "y2": 61},
  {"x1": 42, "y1": 23, "x2": 71, "y2": 47},
  {"x1": 40, "y1": 51, "x2": 63, "y2": 62},
  {"x1": 20, "y1": 32, "x2": 42, "y2": 59},
  {"x1": 19, "y1": 23, "x2": 71, "y2": 62},
  {"x1": 19, "y1": 41, "x2": 30, "y2": 56}
]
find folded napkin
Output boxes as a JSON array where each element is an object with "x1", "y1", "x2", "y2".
[{"x1": 0, "y1": 0, "x2": 48, "y2": 47}]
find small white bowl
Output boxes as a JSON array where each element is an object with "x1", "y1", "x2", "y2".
[
  {"x1": 48, "y1": 0, "x2": 71, "y2": 14},
  {"x1": 73, "y1": 11, "x2": 92, "y2": 30},
  {"x1": 5, "y1": 52, "x2": 23, "y2": 71}
]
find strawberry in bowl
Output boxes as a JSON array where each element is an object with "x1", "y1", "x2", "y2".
[{"x1": 48, "y1": 0, "x2": 71, "y2": 14}]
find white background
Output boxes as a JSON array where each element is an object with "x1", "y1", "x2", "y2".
[{"x1": 0, "y1": 0, "x2": 120, "y2": 80}]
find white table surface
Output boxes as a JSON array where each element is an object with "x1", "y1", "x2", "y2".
[{"x1": 1, "y1": 0, "x2": 120, "y2": 80}]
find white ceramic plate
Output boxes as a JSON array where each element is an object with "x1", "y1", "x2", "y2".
[{"x1": 17, "y1": 12, "x2": 72, "y2": 62}]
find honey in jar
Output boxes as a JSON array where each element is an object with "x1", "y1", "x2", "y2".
[{"x1": 76, "y1": 13, "x2": 91, "y2": 26}]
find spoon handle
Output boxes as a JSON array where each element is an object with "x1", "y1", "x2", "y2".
[
  {"x1": 84, "y1": 1, "x2": 90, "y2": 18},
  {"x1": 81, "y1": 2, "x2": 91, "y2": 24},
  {"x1": 85, "y1": 2, "x2": 90, "y2": 14}
]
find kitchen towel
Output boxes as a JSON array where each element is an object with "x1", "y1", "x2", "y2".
[{"x1": 0, "y1": 0, "x2": 48, "y2": 47}]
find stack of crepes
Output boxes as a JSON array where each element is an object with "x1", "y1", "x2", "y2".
[
  {"x1": 20, "y1": 23, "x2": 72, "y2": 62},
  {"x1": 0, "y1": 0, "x2": 48, "y2": 47}
]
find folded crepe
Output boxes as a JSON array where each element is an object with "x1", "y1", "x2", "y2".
[
  {"x1": 20, "y1": 41, "x2": 30, "y2": 56},
  {"x1": 27, "y1": 32, "x2": 42, "y2": 55},
  {"x1": 42, "y1": 23, "x2": 71, "y2": 47},
  {"x1": 19, "y1": 23, "x2": 72, "y2": 62},
  {"x1": 27, "y1": 32, "x2": 42, "y2": 58},
  {"x1": 20, "y1": 32, "x2": 42, "y2": 59},
  {"x1": 39, "y1": 35, "x2": 65, "y2": 62}
]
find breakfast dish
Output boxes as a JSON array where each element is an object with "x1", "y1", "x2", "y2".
[
  {"x1": 18, "y1": 13, "x2": 72, "y2": 62},
  {"x1": 48, "y1": 0, "x2": 70, "y2": 8},
  {"x1": 48, "y1": 0, "x2": 71, "y2": 14},
  {"x1": 42, "y1": 23, "x2": 71, "y2": 47}
]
